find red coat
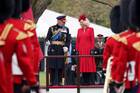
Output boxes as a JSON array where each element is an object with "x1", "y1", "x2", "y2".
[
  {"x1": 112, "y1": 29, "x2": 140, "y2": 89},
  {"x1": 76, "y1": 27, "x2": 96, "y2": 72},
  {"x1": 2, "y1": 19, "x2": 36, "y2": 93}
]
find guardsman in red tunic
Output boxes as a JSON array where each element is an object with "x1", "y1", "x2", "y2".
[
  {"x1": 103, "y1": 5, "x2": 126, "y2": 70},
  {"x1": 103, "y1": 4, "x2": 135, "y2": 93},
  {"x1": 103, "y1": 0, "x2": 133, "y2": 71},
  {"x1": 110, "y1": 0, "x2": 134, "y2": 81},
  {"x1": 7, "y1": 0, "x2": 40, "y2": 93},
  {"x1": 110, "y1": 0, "x2": 140, "y2": 92},
  {"x1": 2, "y1": 19, "x2": 37, "y2": 93},
  {"x1": 21, "y1": 0, "x2": 43, "y2": 76},
  {"x1": 0, "y1": 0, "x2": 37, "y2": 93}
]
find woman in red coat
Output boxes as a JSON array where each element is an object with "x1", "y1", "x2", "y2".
[{"x1": 76, "y1": 14, "x2": 96, "y2": 85}]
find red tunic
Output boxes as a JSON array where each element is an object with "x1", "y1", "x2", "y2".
[
  {"x1": 103, "y1": 37, "x2": 117, "y2": 70},
  {"x1": 1, "y1": 19, "x2": 36, "y2": 93},
  {"x1": 103, "y1": 30, "x2": 134, "y2": 72},
  {"x1": 10, "y1": 18, "x2": 42, "y2": 86},
  {"x1": 110, "y1": 30, "x2": 134, "y2": 79},
  {"x1": 112, "y1": 29, "x2": 140, "y2": 89},
  {"x1": 76, "y1": 27, "x2": 96, "y2": 72}
]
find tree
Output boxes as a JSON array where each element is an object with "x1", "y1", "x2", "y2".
[
  {"x1": 31, "y1": 0, "x2": 53, "y2": 22},
  {"x1": 91, "y1": 0, "x2": 113, "y2": 7}
]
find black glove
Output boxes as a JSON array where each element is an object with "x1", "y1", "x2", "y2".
[
  {"x1": 108, "y1": 81, "x2": 124, "y2": 93},
  {"x1": 109, "y1": 81, "x2": 123, "y2": 88}
]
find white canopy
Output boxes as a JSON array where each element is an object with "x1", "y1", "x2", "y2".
[{"x1": 36, "y1": 9, "x2": 114, "y2": 38}]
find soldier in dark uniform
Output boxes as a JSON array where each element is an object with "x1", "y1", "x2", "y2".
[{"x1": 45, "y1": 15, "x2": 70, "y2": 85}]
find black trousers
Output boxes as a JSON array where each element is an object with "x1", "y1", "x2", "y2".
[
  {"x1": 14, "y1": 75, "x2": 39, "y2": 93},
  {"x1": 65, "y1": 64, "x2": 76, "y2": 85},
  {"x1": 50, "y1": 68, "x2": 63, "y2": 85},
  {"x1": 81, "y1": 72, "x2": 96, "y2": 85},
  {"x1": 14, "y1": 83, "x2": 30, "y2": 93}
]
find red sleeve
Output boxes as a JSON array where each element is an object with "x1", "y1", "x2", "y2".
[
  {"x1": 112, "y1": 43, "x2": 128, "y2": 82},
  {"x1": 0, "y1": 52, "x2": 7, "y2": 93},
  {"x1": 90, "y1": 28, "x2": 95, "y2": 49},
  {"x1": 30, "y1": 29, "x2": 42, "y2": 73},
  {"x1": 102, "y1": 38, "x2": 112, "y2": 69},
  {"x1": 75, "y1": 29, "x2": 80, "y2": 51},
  {"x1": 16, "y1": 38, "x2": 36, "y2": 85}
]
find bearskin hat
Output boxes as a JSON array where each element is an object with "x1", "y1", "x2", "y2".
[
  {"x1": 0, "y1": 0, "x2": 14, "y2": 23},
  {"x1": 120, "y1": 0, "x2": 132, "y2": 28},
  {"x1": 110, "y1": 5, "x2": 127, "y2": 33},
  {"x1": 12, "y1": 0, "x2": 22, "y2": 18},
  {"x1": 110, "y1": 5, "x2": 121, "y2": 33},
  {"x1": 22, "y1": 0, "x2": 30, "y2": 13},
  {"x1": 129, "y1": 0, "x2": 140, "y2": 28}
]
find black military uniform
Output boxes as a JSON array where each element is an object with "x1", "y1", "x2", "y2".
[{"x1": 46, "y1": 16, "x2": 70, "y2": 85}]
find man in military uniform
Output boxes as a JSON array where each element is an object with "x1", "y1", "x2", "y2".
[{"x1": 45, "y1": 15, "x2": 70, "y2": 85}]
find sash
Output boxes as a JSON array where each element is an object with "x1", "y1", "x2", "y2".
[{"x1": 51, "y1": 29, "x2": 62, "y2": 41}]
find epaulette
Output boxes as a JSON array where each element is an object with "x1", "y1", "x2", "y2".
[
  {"x1": 111, "y1": 34, "x2": 120, "y2": 41},
  {"x1": 13, "y1": 28, "x2": 28, "y2": 40},
  {"x1": 24, "y1": 20, "x2": 36, "y2": 31},
  {"x1": 0, "y1": 24, "x2": 13, "y2": 46},
  {"x1": 119, "y1": 32, "x2": 136, "y2": 45},
  {"x1": 119, "y1": 37, "x2": 128, "y2": 45},
  {"x1": 133, "y1": 41, "x2": 140, "y2": 51}
]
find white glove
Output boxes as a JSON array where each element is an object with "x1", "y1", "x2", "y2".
[{"x1": 63, "y1": 47, "x2": 68, "y2": 53}]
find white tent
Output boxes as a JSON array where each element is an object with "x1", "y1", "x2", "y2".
[{"x1": 36, "y1": 9, "x2": 114, "y2": 38}]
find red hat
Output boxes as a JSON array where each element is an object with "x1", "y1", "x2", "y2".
[{"x1": 78, "y1": 14, "x2": 87, "y2": 22}]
